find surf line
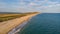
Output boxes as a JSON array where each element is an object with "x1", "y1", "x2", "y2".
[{"x1": 8, "y1": 15, "x2": 35, "y2": 34}]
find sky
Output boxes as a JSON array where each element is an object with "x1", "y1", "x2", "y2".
[{"x1": 0, "y1": 0, "x2": 60, "y2": 13}]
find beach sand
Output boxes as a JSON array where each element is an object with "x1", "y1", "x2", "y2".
[{"x1": 0, "y1": 13, "x2": 39, "y2": 34}]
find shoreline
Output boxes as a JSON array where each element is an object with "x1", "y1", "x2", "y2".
[
  {"x1": 8, "y1": 19, "x2": 29, "y2": 34},
  {"x1": 0, "y1": 13, "x2": 40, "y2": 34},
  {"x1": 8, "y1": 13, "x2": 39, "y2": 34}
]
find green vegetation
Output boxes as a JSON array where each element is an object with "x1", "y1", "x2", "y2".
[
  {"x1": 0, "y1": 14, "x2": 27, "y2": 22},
  {"x1": 0, "y1": 12, "x2": 39, "y2": 22}
]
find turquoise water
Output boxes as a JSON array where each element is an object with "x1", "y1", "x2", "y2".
[{"x1": 18, "y1": 13, "x2": 60, "y2": 34}]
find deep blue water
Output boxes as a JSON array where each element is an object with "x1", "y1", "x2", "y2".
[{"x1": 18, "y1": 13, "x2": 60, "y2": 34}]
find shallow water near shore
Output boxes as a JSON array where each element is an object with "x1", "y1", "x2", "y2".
[{"x1": 18, "y1": 13, "x2": 60, "y2": 34}]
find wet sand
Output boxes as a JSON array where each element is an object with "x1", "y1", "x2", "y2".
[{"x1": 0, "y1": 13, "x2": 39, "y2": 34}]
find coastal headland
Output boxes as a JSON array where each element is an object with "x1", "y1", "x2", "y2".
[{"x1": 0, "y1": 12, "x2": 40, "y2": 34}]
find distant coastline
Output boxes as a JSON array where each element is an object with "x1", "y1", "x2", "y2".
[{"x1": 0, "y1": 12, "x2": 22, "y2": 14}]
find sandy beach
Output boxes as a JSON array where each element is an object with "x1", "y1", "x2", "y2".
[{"x1": 0, "y1": 13, "x2": 39, "y2": 34}]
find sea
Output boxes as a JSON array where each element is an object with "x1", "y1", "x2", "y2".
[{"x1": 18, "y1": 13, "x2": 60, "y2": 34}]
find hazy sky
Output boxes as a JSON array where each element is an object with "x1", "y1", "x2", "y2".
[{"x1": 0, "y1": 0, "x2": 60, "y2": 13}]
